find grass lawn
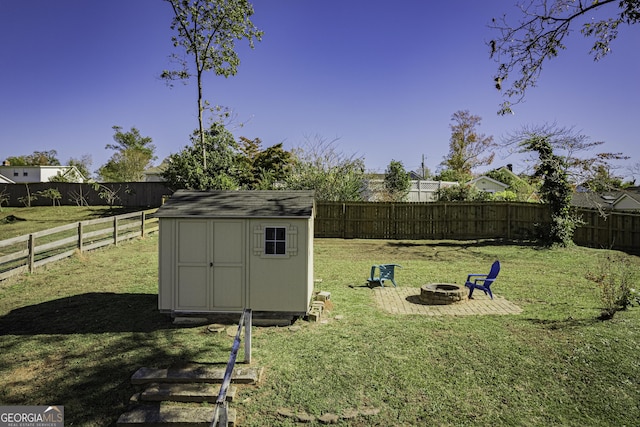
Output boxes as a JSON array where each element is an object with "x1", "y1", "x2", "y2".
[{"x1": 0, "y1": 232, "x2": 639, "y2": 426}]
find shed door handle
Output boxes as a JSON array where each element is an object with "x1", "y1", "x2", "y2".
[{"x1": 210, "y1": 262, "x2": 213, "y2": 267}]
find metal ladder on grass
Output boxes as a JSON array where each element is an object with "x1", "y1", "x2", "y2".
[{"x1": 211, "y1": 308, "x2": 252, "y2": 427}]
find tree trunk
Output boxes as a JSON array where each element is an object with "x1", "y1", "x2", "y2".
[{"x1": 197, "y1": 69, "x2": 206, "y2": 170}]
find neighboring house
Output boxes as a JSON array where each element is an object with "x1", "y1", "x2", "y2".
[
  {"x1": 469, "y1": 165, "x2": 540, "y2": 202},
  {"x1": 466, "y1": 176, "x2": 509, "y2": 193},
  {"x1": 143, "y1": 159, "x2": 171, "y2": 182},
  {"x1": 362, "y1": 177, "x2": 458, "y2": 202},
  {"x1": 571, "y1": 188, "x2": 640, "y2": 211},
  {"x1": 407, "y1": 180, "x2": 458, "y2": 202},
  {"x1": 143, "y1": 163, "x2": 168, "y2": 182},
  {"x1": 0, "y1": 174, "x2": 15, "y2": 184},
  {"x1": 0, "y1": 164, "x2": 86, "y2": 183}
]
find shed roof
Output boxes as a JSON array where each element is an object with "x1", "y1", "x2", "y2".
[{"x1": 154, "y1": 190, "x2": 315, "y2": 218}]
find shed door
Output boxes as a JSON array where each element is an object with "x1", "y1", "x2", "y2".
[
  {"x1": 211, "y1": 220, "x2": 244, "y2": 310},
  {"x1": 175, "y1": 220, "x2": 244, "y2": 312},
  {"x1": 176, "y1": 220, "x2": 209, "y2": 311}
]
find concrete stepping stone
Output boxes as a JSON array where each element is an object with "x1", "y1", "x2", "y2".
[
  {"x1": 131, "y1": 366, "x2": 262, "y2": 385},
  {"x1": 140, "y1": 383, "x2": 237, "y2": 403}
]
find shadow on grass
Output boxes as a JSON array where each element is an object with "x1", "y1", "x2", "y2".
[
  {"x1": 89, "y1": 207, "x2": 147, "y2": 218},
  {"x1": 525, "y1": 317, "x2": 601, "y2": 329},
  {"x1": 0, "y1": 292, "x2": 239, "y2": 425},
  {"x1": 386, "y1": 239, "x2": 543, "y2": 249},
  {"x1": 0, "y1": 292, "x2": 174, "y2": 335}
]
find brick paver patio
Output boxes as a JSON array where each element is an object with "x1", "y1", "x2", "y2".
[{"x1": 373, "y1": 286, "x2": 522, "y2": 316}]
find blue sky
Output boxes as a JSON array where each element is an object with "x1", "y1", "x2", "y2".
[{"x1": 1, "y1": 0, "x2": 639, "y2": 180}]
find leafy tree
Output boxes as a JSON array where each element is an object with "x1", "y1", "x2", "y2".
[
  {"x1": 485, "y1": 168, "x2": 537, "y2": 201},
  {"x1": 4, "y1": 156, "x2": 26, "y2": 166},
  {"x1": 18, "y1": 184, "x2": 37, "y2": 207},
  {"x1": 435, "y1": 184, "x2": 491, "y2": 202},
  {"x1": 582, "y1": 164, "x2": 624, "y2": 192},
  {"x1": 252, "y1": 142, "x2": 293, "y2": 189},
  {"x1": 162, "y1": 0, "x2": 263, "y2": 169},
  {"x1": 0, "y1": 188, "x2": 9, "y2": 209},
  {"x1": 491, "y1": 190, "x2": 519, "y2": 202},
  {"x1": 490, "y1": 0, "x2": 640, "y2": 114},
  {"x1": 236, "y1": 136, "x2": 262, "y2": 187},
  {"x1": 162, "y1": 122, "x2": 241, "y2": 190},
  {"x1": 433, "y1": 168, "x2": 472, "y2": 183},
  {"x1": 284, "y1": 135, "x2": 365, "y2": 201},
  {"x1": 97, "y1": 126, "x2": 156, "y2": 182},
  {"x1": 383, "y1": 160, "x2": 411, "y2": 202},
  {"x1": 508, "y1": 128, "x2": 582, "y2": 246},
  {"x1": 6, "y1": 150, "x2": 60, "y2": 166},
  {"x1": 68, "y1": 155, "x2": 93, "y2": 182},
  {"x1": 36, "y1": 188, "x2": 62, "y2": 207},
  {"x1": 91, "y1": 183, "x2": 126, "y2": 209},
  {"x1": 440, "y1": 110, "x2": 495, "y2": 179},
  {"x1": 236, "y1": 137, "x2": 293, "y2": 189}
]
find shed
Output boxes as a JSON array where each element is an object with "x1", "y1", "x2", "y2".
[{"x1": 155, "y1": 190, "x2": 315, "y2": 316}]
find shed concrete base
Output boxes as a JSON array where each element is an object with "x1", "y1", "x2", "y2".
[{"x1": 171, "y1": 311, "x2": 301, "y2": 327}]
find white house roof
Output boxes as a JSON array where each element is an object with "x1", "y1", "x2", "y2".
[
  {"x1": 154, "y1": 190, "x2": 315, "y2": 219},
  {"x1": 0, "y1": 174, "x2": 15, "y2": 184}
]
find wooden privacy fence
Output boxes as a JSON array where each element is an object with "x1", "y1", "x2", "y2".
[
  {"x1": 315, "y1": 202, "x2": 552, "y2": 240},
  {"x1": 0, "y1": 209, "x2": 159, "y2": 281},
  {"x1": 0, "y1": 182, "x2": 172, "y2": 208},
  {"x1": 314, "y1": 202, "x2": 640, "y2": 253},
  {"x1": 573, "y1": 208, "x2": 640, "y2": 253}
]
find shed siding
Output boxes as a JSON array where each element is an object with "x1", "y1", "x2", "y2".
[
  {"x1": 158, "y1": 220, "x2": 174, "y2": 312},
  {"x1": 247, "y1": 218, "x2": 311, "y2": 312}
]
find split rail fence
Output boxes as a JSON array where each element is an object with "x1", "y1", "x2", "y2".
[{"x1": 0, "y1": 209, "x2": 158, "y2": 281}]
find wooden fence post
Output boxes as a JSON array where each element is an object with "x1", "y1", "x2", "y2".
[
  {"x1": 113, "y1": 217, "x2": 118, "y2": 246},
  {"x1": 391, "y1": 203, "x2": 396, "y2": 239},
  {"x1": 28, "y1": 234, "x2": 35, "y2": 273},
  {"x1": 141, "y1": 211, "x2": 146, "y2": 237},
  {"x1": 608, "y1": 213, "x2": 613, "y2": 248},
  {"x1": 507, "y1": 203, "x2": 511, "y2": 240},
  {"x1": 342, "y1": 203, "x2": 346, "y2": 239},
  {"x1": 78, "y1": 222, "x2": 83, "y2": 252}
]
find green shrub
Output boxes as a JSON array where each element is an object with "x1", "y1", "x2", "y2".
[{"x1": 587, "y1": 255, "x2": 639, "y2": 319}]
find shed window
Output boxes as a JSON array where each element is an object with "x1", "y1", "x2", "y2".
[
  {"x1": 265, "y1": 227, "x2": 286, "y2": 255},
  {"x1": 23, "y1": 172, "x2": 28, "y2": 177}
]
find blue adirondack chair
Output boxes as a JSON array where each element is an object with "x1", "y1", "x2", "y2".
[
  {"x1": 465, "y1": 260, "x2": 500, "y2": 299},
  {"x1": 367, "y1": 264, "x2": 402, "y2": 287}
]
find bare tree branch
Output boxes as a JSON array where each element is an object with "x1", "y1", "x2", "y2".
[{"x1": 490, "y1": 0, "x2": 640, "y2": 114}]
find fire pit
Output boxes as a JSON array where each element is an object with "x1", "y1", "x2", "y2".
[{"x1": 419, "y1": 283, "x2": 468, "y2": 305}]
